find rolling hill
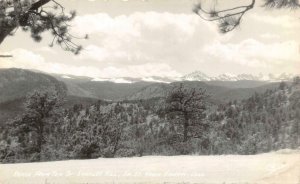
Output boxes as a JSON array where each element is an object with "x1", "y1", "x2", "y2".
[
  {"x1": 0, "y1": 68, "x2": 65, "y2": 103},
  {"x1": 52, "y1": 74, "x2": 280, "y2": 102},
  {"x1": 0, "y1": 69, "x2": 98, "y2": 123},
  {"x1": 126, "y1": 81, "x2": 280, "y2": 102}
]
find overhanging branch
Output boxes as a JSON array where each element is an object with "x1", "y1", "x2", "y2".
[
  {"x1": 194, "y1": 0, "x2": 300, "y2": 33},
  {"x1": 0, "y1": 55, "x2": 13, "y2": 58},
  {"x1": 0, "y1": 0, "x2": 86, "y2": 54},
  {"x1": 193, "y1": 0, "x2": 256, "y2": 33}
]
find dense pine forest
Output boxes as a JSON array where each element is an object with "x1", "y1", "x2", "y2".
[{"x1": 0, "y1": 77, "x2": 299, "y2": 163}]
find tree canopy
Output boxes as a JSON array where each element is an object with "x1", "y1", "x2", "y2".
[
  {"x1": 163, "y1": 84, "x2": 208, "y2": 142},
  {"x1": 0, "y1": 0, "x2": 85, "y2": 55}
]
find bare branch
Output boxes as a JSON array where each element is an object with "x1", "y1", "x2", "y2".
[
  {"x1": 194, "y1": 0, "x2": 299, "y2": 33},
  {"x1": 0, "y1": 55, "x2": 13, "y2": 57},
  {"x1": 193, "y1": 0, "x2": 256, "y2": 33}
]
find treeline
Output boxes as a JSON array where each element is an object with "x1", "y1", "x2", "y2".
[
  {"x1": 0, "y1": 78, "x2": 300, "y2": 163},
  {"x1": 207, "y1": 80, "x2": 300, "y2": 154}
]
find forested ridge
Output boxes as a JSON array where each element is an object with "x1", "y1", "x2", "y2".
[{"x1": 0, "y1": 77, "x2": 299, "y2": 163}]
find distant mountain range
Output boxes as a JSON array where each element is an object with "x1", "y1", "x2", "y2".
[
  {"x1": 0, "y1": 68, "x2": 286, "y2": 103},
  {"x1": 50, "y1": 70, "x2": 283, "y2": 102},
  {"x1": 182, "y1": 71, "x2": 296, "y2": 82},
  {"x1": 56, "y1": 71, "x2": 297, "y2": 84},
  {"x1": 1, "y1": 68, "x2": 289, "y2": 123}
]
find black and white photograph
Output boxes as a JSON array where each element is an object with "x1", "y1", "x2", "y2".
[{"x1": 0, "y1": 0, "x2": 300, "y2": 183}]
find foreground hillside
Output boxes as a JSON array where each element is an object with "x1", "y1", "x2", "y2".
[
  {"x1": 0, "y1": 69, "x2": 299, "y2": 164},
  {"x1": 1, "y1": 74, "x2": 299, "y2": 163},
  {"x1": 0, "y1": 149, "x2": 299, "y2": 184}
]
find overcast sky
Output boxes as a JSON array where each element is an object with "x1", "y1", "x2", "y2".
[{"x1": 0, "y1": 0, "x2": 299, "y2": 79}]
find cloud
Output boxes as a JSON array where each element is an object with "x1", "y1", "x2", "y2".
[
  {"x1": 72, "y1": 12, "x2": 206, "y2": 37},
  {"x1": 2, "y1": 12, "x2": 209, "y2": 78},
  {"x1": 36, "y1": 47, "x2": 57, "y2": 54},
  {"x1": 0, "y1": 49, "x2": 180, "y2": 79},
  {"x1": 78, "y1": 45, "x2": 111, "y2": 61},
  {"x1": 260, "y1": 33, "x2": 280, "y2": 40},
  {"x1": 250, "y1": 14, "x2": 299, "y2": 28},
  {"x1": 70, "y1": 11, "x2": 221, "y2": 72},
  {"x1": 0, "y1": 49, "x2": 45, "y2": 69},
  {"x1": 71, "y1": 12, "x2": 220, "y2": 51},
  {"x1": 203, "y1": 39, "x2": 300, "y2": 72},
  {"x1": 2, "y1": 10, "x2": 298, "y2": 77}
]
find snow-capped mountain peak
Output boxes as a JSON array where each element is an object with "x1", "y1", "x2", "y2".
[
  {"x1": 56, "y1": 71, "x2": 297, "y2": 84},
  {"x1": 182, "y1": 71, "x2": 211, "y2": 81},
  {"x1": 215, "y1": 73, "x2": 238, "y2": 81},
  {"x1": 182, "y1": 71, "x2": 296, "y2": 82}
]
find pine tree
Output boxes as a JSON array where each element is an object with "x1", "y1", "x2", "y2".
[
  {"x1": 163, "y1": 84, "x2": 208, "y2": 142},
  {"x1": 9, "y1": 86, "x2": 65, "y2": 161},
  {"x1": 0, "y1": 0, "x2": 85, "y2": 54}
]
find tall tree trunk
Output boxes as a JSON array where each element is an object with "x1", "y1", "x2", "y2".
[
  {"x1": 37, "y1": 121, "x2": 44, "y2": 161},
  {"x1": 183, "y1": 114, "x2": 189, "y2": 142},
  {"x1": 112, "y1": 131, "x2": 121, "y2": 157}
]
